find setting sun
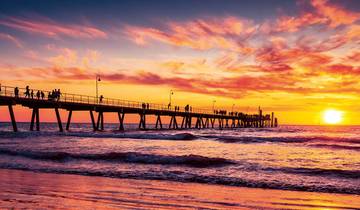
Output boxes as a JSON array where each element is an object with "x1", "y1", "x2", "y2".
[{"x1": 323, "y1": 110, "x2": 343, "y2": 124}]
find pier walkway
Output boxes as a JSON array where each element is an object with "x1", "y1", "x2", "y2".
[{"x1": 0, "y1": 85, "x2": 278, "y2": 132}]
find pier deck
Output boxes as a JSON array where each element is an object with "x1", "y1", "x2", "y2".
[{"x1": 0, "y1": 85, "x2": 278, "y2": 132}]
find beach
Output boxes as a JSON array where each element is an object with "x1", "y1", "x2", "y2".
[{"x1": 1, "y1": 169, "x2": 360, "y2": 209}]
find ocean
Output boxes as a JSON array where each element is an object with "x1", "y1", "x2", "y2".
[{"x1": 0, "y1": 123, "x2": 360, "y2": 209}]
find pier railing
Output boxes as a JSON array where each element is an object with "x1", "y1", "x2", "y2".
[{"x1": 0, "y1": 85, "x2": 218, "y2": 115}]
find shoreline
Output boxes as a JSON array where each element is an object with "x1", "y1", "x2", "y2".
[{"x1": 0, "y1": 169, "x2": 359, "y2": 209}]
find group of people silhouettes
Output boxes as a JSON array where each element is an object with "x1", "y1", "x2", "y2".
[
  {"x1": 24, "y1": 86, "x2": 46, "y2": 100},
  {"x1": 14, "y1": 86, "x2": 61, "y2": 101},
  {"x1": 142, "y1": 103, "x2": 150, "y2": 109},
  {"x1": 214, "y1": 110, "x2": 227, "y2": 115},
  {"x1": 48, "y1": 89, "x2": 61, "y2": 101},
  {"x1": 184, "y1": 104, "x2": 192, "y2": 112}
]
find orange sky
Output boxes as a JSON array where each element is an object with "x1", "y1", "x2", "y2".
[{"x1": 0, "y1": 0, "x2": 359, "y2": 125}]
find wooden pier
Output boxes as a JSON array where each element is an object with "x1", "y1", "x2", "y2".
[{"x1": 0, "y1": 85, "x2": 278, "y2": 132}]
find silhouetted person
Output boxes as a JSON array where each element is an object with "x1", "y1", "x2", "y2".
[
  {"x1": 25, "y1": 86, "x2": 30, "y2": 98},
  {"x1": 48, "y1": 92, "x2": 52, "y2": 100},
  {"x1": 41, "y1": 91, "x2": 45, "y2": 100},
  {"x1": 168, "y1": 103, "x2": 171, "y2": 110},
  {"x1": 36, "y1": 90, "x2": 40, "y2": 99},
  {"x1": 57, "y1": 89, "x2": 61, "y2": 101},
  {"x1": 14, "y1": 87, "x2": 19, "y2": 97},
  {"x1": 99, "y1": 95, "x2": 104, "y2": 103},
  {"x1": 30, "y1": 90, "x2": 34, "y2": 99},
  {"x1": 147, "y1": 103, "x2": 149, "y2": 109}
]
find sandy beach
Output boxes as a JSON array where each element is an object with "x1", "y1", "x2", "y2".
[{"x1": 0, "y1": 169, "x2": 359, "y2": 209}]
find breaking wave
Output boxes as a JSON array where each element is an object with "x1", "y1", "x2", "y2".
[{"x1": 0, "y1": 148, "x2": 234, "y2": 168}]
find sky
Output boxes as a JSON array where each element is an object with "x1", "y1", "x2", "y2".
[{"x1": 0, "y1": 0, "x2": 359, "y2": 125}]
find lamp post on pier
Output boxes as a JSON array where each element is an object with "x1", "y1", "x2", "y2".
[
  {"x1": 212, "y1": 100, "x2": 216, "y2": 111},
  {"x1": 169, "y1": 90, "x2": 174, "y2": 108},
  {"x1": 96, "y1": 75, "x2": 101, "y2": 103}
]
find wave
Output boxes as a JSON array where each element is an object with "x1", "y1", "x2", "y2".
[
  {"x1": 0, "y1": 166, "x2": 359, "y2": 195},
  {"x1": 0, "y1": 149, "x2": 234, "y2": 168},
  {"x1": 309, "y1": 143, "x2": 360, "y2": 151},
  {"x1": 0, "y1": 131, "x2": 197, "y2": 141},
  {"x1": 212, "y1": 136, "x2": 360, "y2": 144},
  {"x1": 265, "y1": 167, "x2": 360, "y2": 179},
  {"x1": 64, "y1": 132, "x2": 198, "y2": 141}
]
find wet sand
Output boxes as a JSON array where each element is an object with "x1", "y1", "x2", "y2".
[{"x1": 0, "y1": 169, "x2": 359, "y2": 209}]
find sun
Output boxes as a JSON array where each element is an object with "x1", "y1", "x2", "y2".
[{"x1": 323, "y1": 109, "x2": 343, "y2": 124}]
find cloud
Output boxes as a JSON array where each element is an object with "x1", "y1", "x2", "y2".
[
  {"x1": 0, "y1": 33, "x2": 23, "y2": 48},
  {"x1": 82, "y1": 49, "x2": 101, "y2": 67},
  {"x1": 270, "y1": 0, "x2": 359, "y2": 33},
  {"x1": 343, "y1": 51, "x2": 360, "y2": 64},
  {"x1": 0, "y1": 17, "x2": 107, "y2": 39},
  {"x1": 324, "y1": 64, "x2": 360, "y2": 75},
  {"x1": 48, "y1": 48, "x2": 78, "y2": 67},
  {"x1": 125, "y1": 16, "x2": 256, "y2": 54},
  {"x1": 310, "y1": 0, "x2": 360, "y2": 28}
]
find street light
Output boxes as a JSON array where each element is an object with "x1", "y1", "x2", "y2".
[
  {"x1": 96, "y1": 75, "x2": 101, "y2": 103},
  {"x1": 169, "y1": 90, "x2": 174, "y2": 107},
  {"x1": 212, "y1": 100, "x2": 216, "y2": 111}
]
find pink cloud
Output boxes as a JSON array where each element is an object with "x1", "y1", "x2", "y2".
[
  {"x1": 0, "y1": 33, "x2": 23, "y2": 48},
  {"x1": 311, "y1": 0, "x2": 360, "y2": 28},
  {"x1": 270, "y1": 0, "x2": 359, "y2": 33},
  {"x1": 0, "y1": 17, "x2": 107, "y2": 39},
  {"x1": 125, "y1": 17, "x2": 255, "y2": 54}
]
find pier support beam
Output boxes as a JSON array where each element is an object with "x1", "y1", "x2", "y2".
[
  {"x1": 231, "y1": 118, "x2": 236, "y2": 128},
  {"x1": 169, "y1": 115, "x2": 178, "y2": 129},
  {"x1": 30, "y1": 108, "x2": 40, "y2": 131},
  {"x1": 97, "y1": 112, "x2": 104, "y2": 131},
  {"x1": 118, "y1": 112, "x2": 125, "y2": 131},
  {"x1": 259, "y1": 109, "x2": 263, "y2": 128},
  {"x1": 66, "y1": 110, "x2": 72, "y2": 131},
  {"x1": 89, "y1": 110, "x2": 96, "y2": 131},
  {"x1": 218, "y1": 118, "x2": 223, "y2": 129},
  {"x1": 186, "y1": 116, "x2": 192, "y2": 128},
  {"x1": 8, "y1": 105, "x2": 17, "y2": 132},
  {"x1": 55, "y1": 108, "x2": 63, "y2": 132},
  {"x1": 204, "y1": 118, "x2": 209, "y2": 128},
  {"x1": 155, "y1": 115, "x2": 162, "y2": 129},
  {"x1": 210, "y1": 118, "x2": 215, "y2": 128},
  {"x1": 139, "y1": 113, "x2": 146, "y2": 130},
  {"x1": 195, "y1": 117, "x2": 203, "y2": 129}
]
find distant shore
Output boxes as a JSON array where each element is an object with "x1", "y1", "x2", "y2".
[{"x1": 0, "y1": 169, "x2": 359, "y2": 209}]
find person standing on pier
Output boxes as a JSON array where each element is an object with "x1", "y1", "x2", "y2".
[
  {"x1": 14, "y1": 87, "x2": 19, "y2": 97},
  {"x1": 99, "y1": 95, "x2": 104, "y2": 103},
  {"x1": 57, "y1": 89, "x2": 61, "y2": 101},
  {"x1": 30, "y1": 90, "x2": 34, "y2": 99},
  {"x1": 36, "y1": 90, "x2": 40, "y2": 99},
  {"x1": 41, "y1": 91, "x2": 45, "y2": 100},
  {"x1": 25, "y1": 86, "x2": 30, "y2": 98}
]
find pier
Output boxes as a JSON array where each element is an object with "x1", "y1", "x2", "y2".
[{"x1": 0, "y1": 85, "x2": 278, "y2": 132}]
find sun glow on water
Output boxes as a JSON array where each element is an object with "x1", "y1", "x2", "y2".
[{"x1": 323, "y1": 109, "x2": 343, "y2": 124}]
